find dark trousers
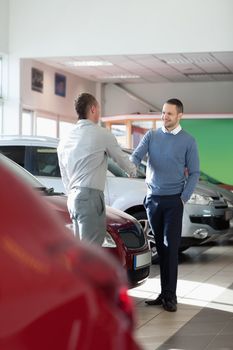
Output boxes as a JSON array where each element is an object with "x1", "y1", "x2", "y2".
[{"x1": 144, "y1": 194, "x2": 183, "y2": 297}]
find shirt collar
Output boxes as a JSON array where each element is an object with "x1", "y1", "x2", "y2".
[
  {"x1": 161, "y1": 124, "x2": 182, "y2": 135},
  {"x1": 77, "y1": 119, "x2": 95, "y2": 126}
]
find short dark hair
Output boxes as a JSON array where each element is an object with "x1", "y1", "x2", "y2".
[
  {"x1": 166, "y1": 98, "x2": 183, "y2": 114},
  {"x1": 74, "y1": 93, "x2": 98, "y2": 119}
]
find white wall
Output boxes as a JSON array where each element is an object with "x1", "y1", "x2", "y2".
[
  {"x1": 3, "y1": 0, "x2": 233, "y2": 129},
  {"x1": 103, "y1": 84, "x2": 152, "y2": 116},
  {"x1": 8, "y1": 0, "x2": 233, "y2": 57},
  {"x1": 0, "y1": 0, "x2": 9, "y2": 53},
  {"x1": 103, "y1": 81, "x2": 233, "y2": 115},
  {"x1": 21, "y1": 59, "x2": 97, "y2": 120}
]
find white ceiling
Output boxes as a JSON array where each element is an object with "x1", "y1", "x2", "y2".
[{"x1": 39, "y1": 51, "x2": 233, "y2": 84}]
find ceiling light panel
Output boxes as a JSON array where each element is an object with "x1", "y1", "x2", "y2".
[
  {"x1": 155, "y1": 54, "x2": 189, "y2": 64},
  {"x1": 104, "y1": 74, "x2": 141, "y2": 79},
  {"x1": 185, "y1": 73, "x2": 214, "y2": 81},
  {"x1": 183, "y1": 53, "x2": 229, "y2": 73},
  {"x1": 211, "y1": 73, "x2": 233, "y2": 81},
  {"x1": 64, "y1": 60, "x2": 113, "y2": 67}
]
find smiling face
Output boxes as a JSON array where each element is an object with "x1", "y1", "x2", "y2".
[{"x1": 161, "y1": 103, "x2": 183, "y2": 131}]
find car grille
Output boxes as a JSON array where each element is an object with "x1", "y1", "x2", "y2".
[
  {"x1": 118, "y1": 225, "x2": 146, "y2": 249},
  {"x1": 190, "y1": 215, "x2": 230, "y2": 230},
  {"x1": 128, "y1": 266, "x2": 150, "y2": 285}
]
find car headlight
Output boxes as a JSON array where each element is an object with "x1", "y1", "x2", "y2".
[
  {"x1": 102, "y1": 232, "x2": 117, "y2": 248},
  {"x1": 187, "y1": 194, "x2": 214, "y2": 205},
  {"x1": 227, "y1": 201, "x2": 233, "y2": 207},
  {"x1": 65, "y1": 223, "x2": 74, "y2": 231}
]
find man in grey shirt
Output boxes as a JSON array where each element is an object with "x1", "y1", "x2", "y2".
[{"x1": 58, "y1": 93, "x2": 136, "y2": 245}]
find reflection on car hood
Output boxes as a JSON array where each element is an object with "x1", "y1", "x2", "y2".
[
  {"x1": 45, "y1": 194, "x2": 136, "y2": 226},
  {"x1": 199, "y1": 180, "x2": 233, "y2": 203},
  {"x1": 105, "y1": 206, "x2": 137, "y2": 225},
  {"x1": 195, "y1": 182, "x2": 222, "y2": 198}
]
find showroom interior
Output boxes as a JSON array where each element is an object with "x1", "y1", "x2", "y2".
[{"x1": 1, "y1": 0, "x2": 233, "y2": 349}]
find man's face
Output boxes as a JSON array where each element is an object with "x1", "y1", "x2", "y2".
[{"x1": 161, "y1": 103, "x2": 182, "y2": 131}]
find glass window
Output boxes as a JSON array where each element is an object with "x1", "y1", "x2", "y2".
[
  {"x1": 22, "y1": 110, "x2": 33, "y2": 135},
  {"x1": 33, "y1": 147, "x2": 61, "y2": 177},
  {"x1": 0, "y1": 57, "x2": 2, "y2": 97},
  {"x1": 0, "y1": 57, "x2": 2, "y2": 133},
  {"x1": 0, "y1": 101, "x2": 2, "y2": 135},
  {"x1": 0, "y1": 145, "x2": 26, "y2": 167},
  {"x1": 0, "y1": 153, "x2": 42, "y2": 188},
  {"x1": 107, "y1": 157, "x2": 145, "y2": 179},
  {"x1": 36, "y1": 117, "x2": 57, "y2": 138},
  {"x1": 111, "y1": 124, "x2": 127, "y2": 147}
]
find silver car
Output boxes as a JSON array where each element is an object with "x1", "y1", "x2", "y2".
[{"x1": 0, "y1": 137, "x2": 232, "y2": 263}]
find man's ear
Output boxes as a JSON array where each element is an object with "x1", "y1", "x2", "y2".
[{"x1": 90, "y1": 105, "x2": 96, "y2": 114}]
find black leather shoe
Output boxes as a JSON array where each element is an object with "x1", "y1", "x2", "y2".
[
  {"x1": 162, "y1": 298, "x2": 177, "y2": 312},
  {"x1": 145, "y1": 294, "x2": 164, "y2": 305}
]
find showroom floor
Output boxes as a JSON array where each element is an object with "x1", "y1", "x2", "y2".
[{"x1": 129, "y1": 232, "x2": 233, "y2": 350}]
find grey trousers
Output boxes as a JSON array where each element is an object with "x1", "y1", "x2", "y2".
[{"x1": 67, "y1": 187, "x2": 106, "y2": 246}]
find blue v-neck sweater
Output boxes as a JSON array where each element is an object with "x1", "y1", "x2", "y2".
[{"x1": 130, "y1": 128, "x2": 200, "y2": 202}]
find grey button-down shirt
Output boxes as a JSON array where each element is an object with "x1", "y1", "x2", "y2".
[{"x1": 57, "y1": 120, "x2": 136, "y2": 193}]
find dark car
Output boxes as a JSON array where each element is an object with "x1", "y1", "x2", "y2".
[
  {"x1": 0, "y1": 157, "x2": 142, "y2": 350},
  {"x1": 0, "y1": 153, "x2": 151, "y2": 285}
]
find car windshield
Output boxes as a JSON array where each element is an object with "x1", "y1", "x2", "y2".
[
  {"x1": 33, "y1": 147, "x2": 61, "y2": 177},
  {"x1": 0, "y1": 153, "x2": 45, "y2": 188},
  {"x1": 0, "y1": 145, "x2": 61, "y2": 178},
  {"x1": 107, "y1": 158, "x2": 145, "y2": 178}
]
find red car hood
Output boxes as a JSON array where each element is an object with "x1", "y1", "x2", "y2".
[{"x1": 44, "y1": 195, "x2": 137, "y2": 227}]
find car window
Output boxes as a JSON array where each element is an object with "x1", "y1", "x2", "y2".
[
  {"x1": 0, "y1": 145, "x2": 26, "y2": 167},
  {"x1": 107, "y1": 158, "x2": 145, "y2": 178},
  {"x1": 33, "y1": 147, "x2": 61, "y2": 177},
  {"x1": 108, "y1": 158, "x2": 128, "y2": 177},
  {"x1": 0, "y1": 153, "x2": 43, "y2": 188}
]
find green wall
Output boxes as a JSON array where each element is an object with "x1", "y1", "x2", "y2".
[{"x1": 180, "y1": 119, "x2": 233, "y2": 185}]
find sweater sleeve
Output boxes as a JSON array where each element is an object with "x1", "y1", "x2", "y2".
[
  {"x1": 130, "y1": 130, "x2": 151, "y2": 166},
  {"x1": 181, "y1": 139, "x2": 200, "y2": 202}
]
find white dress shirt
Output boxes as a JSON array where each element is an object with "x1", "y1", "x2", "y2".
[
  {"x1": 161, "y1": 125, "x2": 182, "y2": 135},
  {"x1": 57, "y1": 120, "x2": 136, "y2": 193}
]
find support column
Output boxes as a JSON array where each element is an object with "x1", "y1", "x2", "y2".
[{"x1": 2, "y1": 55, "x2": 21, "y2": 134}]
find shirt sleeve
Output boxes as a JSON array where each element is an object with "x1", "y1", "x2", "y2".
[
  {"x1": 181, "y1": 139, "x2": 200, "y2": 202},
  {"x1": 57, "y1": 145, "x2": 69, "y2": 193},
  {"x1": 129, "y1": 130, "x2": 151, "y2": 166},
  {"x1": 105, "y1": 130, "x2": 137, "y2": 177}
]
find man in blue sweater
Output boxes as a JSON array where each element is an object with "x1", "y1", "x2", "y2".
[{"x1": 130, "y1": 98, "x2": 200, "y2": 312}]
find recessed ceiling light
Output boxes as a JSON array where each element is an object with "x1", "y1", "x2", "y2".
[
  {"x1": 64, "y1": 60, "x2": 113, "y2": 67},
  {"x1": 185, "y1": 72, "x2": 231, "y2": 76},
  {"x1": 162, "y1": 56, "x2": 217, "y2": 65},
  {"x1": 104, "y1": 74, "x2": 140, "y2": 79}
]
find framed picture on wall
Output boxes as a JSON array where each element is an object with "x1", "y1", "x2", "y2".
[
  {"x1": 31, "y1": 67, "x2": 44, "y2": 93},
  {"x1": 55, "y1": 73, "x2": 66, "y2": 97}
]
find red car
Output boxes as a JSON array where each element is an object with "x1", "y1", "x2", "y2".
[
  {"x1": 0, "y1": 154, "x2": 151, "y2": 286},
  {"x1": 0, "y1": 156, "x2": 142, "y2": 350}
]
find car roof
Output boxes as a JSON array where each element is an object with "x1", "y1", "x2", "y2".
[{"x1": 0, "y1": 135, "x2": 59, "y2": 147}]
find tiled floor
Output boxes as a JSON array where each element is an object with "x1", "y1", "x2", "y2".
[{"x1": 129, "y1": 234, "x2": 233, "y2": 350}]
